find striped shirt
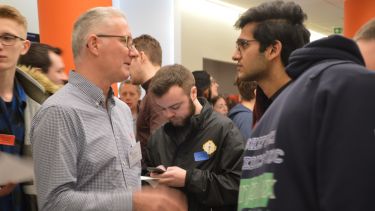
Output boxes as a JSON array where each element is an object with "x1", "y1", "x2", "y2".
[{"x1": 31, "y1": 71, "x2": 141, "y2": 211}]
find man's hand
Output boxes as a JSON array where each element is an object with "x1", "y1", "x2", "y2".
[
  {"x1": 0, "y1": 183, "x2": 16, "y2": 197},
  {"x1": 151, "y1": 166, "x2": 186, "y2": 187},
  {"x1": 133, "y1": 185, "x2": 187, "y2": 211}
]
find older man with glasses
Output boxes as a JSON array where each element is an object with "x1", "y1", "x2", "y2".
[
  {"x1": 30, "y1": 6, "x2": 186, "y2": 211},
  {"x1": 0, "y1": 4, "x2": 48, "y2": 211}
]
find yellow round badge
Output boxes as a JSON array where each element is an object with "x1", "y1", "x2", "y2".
[{"x1": 203, "y1": 140, "x2": 217, "y2": 155}]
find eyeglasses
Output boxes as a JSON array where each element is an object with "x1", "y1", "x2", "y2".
[
  {"x1": 96, "y1": 34, "x2": 135, "y2": 50},
  {"x1": 0, "y1": 34, "x2": 25, "y2": 46},
  {"x1": 236, "y1": 38, "x2": 257, "y2": 52}
]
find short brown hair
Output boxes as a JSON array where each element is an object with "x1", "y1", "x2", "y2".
[
  {"x1": 354, "y1": 18, "x2": 375, "y2": 41},
  {"x1": 133, "y1": 34, "x2": 162, "y2": 66},
  {"x1": 18, "y1": 42, "x2": 62, "y2": 73},
  {"x1": 0, "y1": 4, "x2": 28, "y2": 36},
  {"x1": 236, "y1": 79, "x2": 257, "y2": 101},
  {"x1": 150, "y1": 64, "x2": 195, "y2": 97}
]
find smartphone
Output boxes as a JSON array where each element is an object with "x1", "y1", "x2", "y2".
[{"x1": 147, "y1": 167, "x2": 166, "y2": 174}]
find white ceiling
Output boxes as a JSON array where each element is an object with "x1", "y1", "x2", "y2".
[{"x1": 221, "y1": 0, "x2": 344, "y2": 35}]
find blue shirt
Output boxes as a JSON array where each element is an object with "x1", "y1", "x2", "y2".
[{"x1": 0, "y1": 78, "x2": 27, "y2": 211}]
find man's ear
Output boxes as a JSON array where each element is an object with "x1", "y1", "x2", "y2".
[
  {"x1": 190, "y1": 86, "x2": 197, "y2": 101},
  {"x1": 86, "y1": 34, "x2": 100, "y2": 56},
  {"x1": 20, "y1": 40, "x2": 30, "y2": 55},
  {"x1": 139, "y1": 51, "x2": 147, "y2": 64},
  {"x1": 265, "y1": 40, "x2": 282, "y2": 60}
]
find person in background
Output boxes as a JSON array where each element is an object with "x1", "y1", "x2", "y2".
[
  {"x1": 119, "y1": 79, "x2": 141, "y2": 135},
  {"x1": 19, "y1": 42, "x2": 68, "y2": 88},
  {"x1": 0, "y1": 4, "x2": 48, "y2": 211},
  {"x1": 225, "y1": 94, "x2": 240, "y2": 111},
  {"x1": 192, "y1": 70, "x2": 220, "y2": 102},
  {"x1": 146, "y1": 64, "x2": 244, "y2": 211},
  {"x1": 354, "y1": 18, "x2": 375, "y2": 71},
  {"x1": 192, "y1": 70, "x2": 211, "y2": 99},
  {"x1": 209, "y1": 75, "x2": 219, "y2": 99},
  {"x1": 232, "y1": 0, "x2": 310, "y2": 127},
  {"x1": 129, "y1": 34, "x2": 167, "y2": 162},
  {"x1": 211, "y1": 95, "x2": 228, "y2": 116},
  {"x1": 228, "y1": 79, "x2": 257, "y2": 140},
  {"x1": 30, "y1": 7, "x2": 186, "y2": 211}
]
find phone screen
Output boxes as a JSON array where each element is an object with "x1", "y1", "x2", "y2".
[{"x1": 147, "y1": 167, "x2": 166, "y2": 174}]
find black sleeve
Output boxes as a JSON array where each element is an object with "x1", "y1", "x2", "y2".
[
  {"x1": 316, "y1": 67, "x2": 375, "y2": 210},
  {"x1": 144, "y1": 133, "x2": 157, "y2": 170}
]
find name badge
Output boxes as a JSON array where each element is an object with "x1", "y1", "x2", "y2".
[
  {"x1": 128, "y1": 141, "x2": 142, "y2": 168},
  {"x1": 0, "y1": 134, "x2": 15, "y2": 146},
  {"x1": 194, "y1": 151, "x2": 209, "y2": 162}
]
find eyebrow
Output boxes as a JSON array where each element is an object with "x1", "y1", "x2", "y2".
[{"x1": 160, "y1": 101, "x2": 184, "y2": 109}]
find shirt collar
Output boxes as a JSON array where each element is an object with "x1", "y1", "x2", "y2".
[
  {"x1": 68, "y1": 71, "x2": 115, "y2": 106},
  {"x1": 269, "y1": 80, "x2": 293, "y2": 101},
  {"x1": 141, "y1": 79, "x2": 151, "y2": 92}
]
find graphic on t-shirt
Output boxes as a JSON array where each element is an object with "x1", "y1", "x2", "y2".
[
  {"x1": 238, "y1": 130, "x2": 283, "y2": 210},
  {"x1": 238, "y1": 173, "x2": 276, "y2": 210}
]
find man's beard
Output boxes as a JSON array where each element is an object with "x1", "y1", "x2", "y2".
[{"x1": 171, "y1": 98, "x2": 196, "y2": 127}]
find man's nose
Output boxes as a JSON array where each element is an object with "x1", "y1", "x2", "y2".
[
  {"x1": 232, "y1": 49, "x2": 241, "y2": 61},
  {"x1": 163, "y1": 109, "x2": 175, "y2": 119},
  {"x1": 61, "y1": 72, "x2": 68, "y2": 82}
]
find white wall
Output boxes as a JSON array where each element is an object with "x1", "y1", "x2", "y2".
[
  {"x1": 114, "y1": 0, "x2": 177, "y2": 66},
  {"x1": 0, "y1": 0, "x2": 39, "y2": 33},
  {"x1": 180, "y1": 0, "x2": 244, "y2": 70}
]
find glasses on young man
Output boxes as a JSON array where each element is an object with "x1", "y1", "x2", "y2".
[
  {"x1": 96, "y1": 34, "x2": 135, "y2": 50},
  {"x1": 0, "y1": 34, "x2": 25, "y2": 46},
  {"x1": 236, "y1": 38, "x2": 257, "y2": 53}
]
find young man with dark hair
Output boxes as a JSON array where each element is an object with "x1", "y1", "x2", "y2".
[
  {"x1": 0, "y1": 4, "x2": 47, "y2": 211},
  {"x1": 238, "y1": 26, "x2": 375, "y2": 211},
  {"x1": 19, "y1": 42, "x2": 67, "y2": 86},
  {"x1": 354, "y1": 18, "x2": 375, "y2": 71},
  {"x1": 232, "y1": 0, "x2": 310, "y2": 126},
  {"x1": 145, "y1": 64, "x2": 244, "y2": 211},
  {"x1": 129, "y1": 34, "x2": 167, "y2": 163}
]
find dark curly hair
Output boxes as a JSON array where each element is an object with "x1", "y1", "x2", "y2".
[{"x1": 235, "y1": 0, "x2": 310, "y2": 66}]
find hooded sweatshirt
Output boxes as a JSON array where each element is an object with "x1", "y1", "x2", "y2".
[
  {"x1": 238, "y1": 35, "x2": 375, "y2": 211},
  {"x1": 228, "y1": 103, "x2": 253, "y2": 141}
]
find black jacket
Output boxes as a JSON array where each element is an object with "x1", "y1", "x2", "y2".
[
  {"x1": 239, "y1": 35, "x2": 375, "y2": 211},
  {"x1": 145, "y1": 98, "x2": 244, "y2": 211}
]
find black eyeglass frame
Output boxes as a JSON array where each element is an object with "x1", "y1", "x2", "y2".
[
  {"x1": 0, "y1": 33, "x2": 26, "y2": 46},
  {"x1": 235, "y1": 38, "x2": 257, "y2": 52},
  {"x1": 96, "y1": 34, "x2": 135, "y2": 50}
]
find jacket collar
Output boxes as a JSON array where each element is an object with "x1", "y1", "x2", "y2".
[{"x1": 15, "y1": 67, "x2": 48, "y2": 104}]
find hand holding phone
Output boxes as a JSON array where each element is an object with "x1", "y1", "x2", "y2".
[{"x1": 147, "y1": 166, "x2": 166, "y2": 174}]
